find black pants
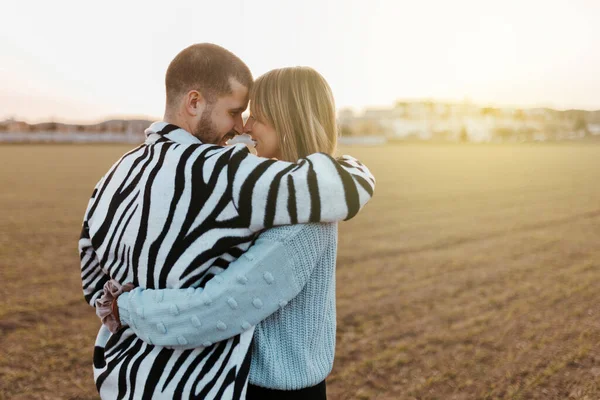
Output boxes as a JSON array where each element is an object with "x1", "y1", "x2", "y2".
[{"x1": 246, "y1": 381, "x2": 327, "y2": 400}]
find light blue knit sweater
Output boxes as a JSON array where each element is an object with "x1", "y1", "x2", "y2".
[{"x1": 117, "y1": 222, "x2": 338, "y2": 390}]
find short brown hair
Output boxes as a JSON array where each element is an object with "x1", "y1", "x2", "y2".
[{"x1": 165, "y1": 43, "x2": 253, "y2": 107}]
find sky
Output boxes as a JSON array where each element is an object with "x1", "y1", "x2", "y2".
[{"x1": 1, "y1": 0, "x2": 600, "y2": 123}]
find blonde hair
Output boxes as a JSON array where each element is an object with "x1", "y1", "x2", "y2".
[{"x1": 249, "y1": 67, "x2": 338, "y2": 162}]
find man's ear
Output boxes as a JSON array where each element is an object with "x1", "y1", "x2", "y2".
[{"x1": 184, "y1": 90, "x2": 206, "y2": 117}]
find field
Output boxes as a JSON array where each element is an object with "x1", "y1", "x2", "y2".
[{"x1": 1, "y1": 143, "x2": 599, "y2": 400}]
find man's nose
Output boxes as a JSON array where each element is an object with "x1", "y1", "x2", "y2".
[
  {"x1": 243, "y1": 118, "x2": 254, "y2": 134},
  {"x1": 233, "y1": 115, "x2": 244, "y2": 134}
]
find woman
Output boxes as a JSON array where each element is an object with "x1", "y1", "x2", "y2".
[{"x1": 100, "y1": 67, "x2": 370, "y2": 399}]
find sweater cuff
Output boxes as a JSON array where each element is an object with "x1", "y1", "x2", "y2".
[{"x1": 117, "y1": 291, "x2": 132, "y2": 327}]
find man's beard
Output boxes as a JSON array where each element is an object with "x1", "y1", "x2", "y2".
[
  {"x1": 192, "y1": 106, "x2": 219, "y2": 144},
  {"x1": 191, "y1": 105, "x2": 237, "y2": 145}
]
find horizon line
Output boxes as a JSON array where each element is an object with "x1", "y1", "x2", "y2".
[{"x1": 4, "y1": 99, "x2": 600, "y2": 125}]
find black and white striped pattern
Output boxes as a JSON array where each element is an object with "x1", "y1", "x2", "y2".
[{"x1": 79, "y1": 121, "x2": 375, "y2": 399}]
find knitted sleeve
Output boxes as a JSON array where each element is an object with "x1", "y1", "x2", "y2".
[{"x1": 117, "y1": 223, "x2": 336, "y2": 349}]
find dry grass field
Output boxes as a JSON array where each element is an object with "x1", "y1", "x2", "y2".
[{"x1": 1, "y1": 143, "x2": 599, "y2": 400}]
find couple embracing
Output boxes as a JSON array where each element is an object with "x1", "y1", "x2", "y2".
[{"x1": 79, "y1": 43, "x2": 375, "y2": 399}]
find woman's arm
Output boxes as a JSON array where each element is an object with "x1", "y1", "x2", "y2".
[{"x1": 117, "y1": 223, "x2": 336, "y2": 349}]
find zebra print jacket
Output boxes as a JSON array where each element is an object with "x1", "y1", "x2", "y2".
[{"x1": 79, "y1": 121, "x2": 375, "y2": 399}]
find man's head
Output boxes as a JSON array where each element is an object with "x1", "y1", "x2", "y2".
[{"x1": 164, "y1": 43, "x2": 252, "y2": 144}]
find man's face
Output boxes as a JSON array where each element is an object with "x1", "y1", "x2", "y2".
[{"x1": 192, "y1": 78, "x2": 249, "y2": 145}]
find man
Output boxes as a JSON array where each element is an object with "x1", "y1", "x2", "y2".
[
  {"x1": 79, "y1": 43, "x2": 374, "y2": 399},
  {"x1": 161, "y1": 43, "x2": 249, "y2": 147}
]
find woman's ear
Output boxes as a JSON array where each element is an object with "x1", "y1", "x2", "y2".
[{"x1": 184, "y1": 90, "x2": 206, "y2": 117}]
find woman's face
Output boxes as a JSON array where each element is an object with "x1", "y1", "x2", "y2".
[{"x1": 244, "y1": 114, "x2": 281, "y2": 159}]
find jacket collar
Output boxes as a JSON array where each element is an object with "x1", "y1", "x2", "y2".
[{"x1": 144, "y1": 121, "x2": 203, "y2": 145}]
